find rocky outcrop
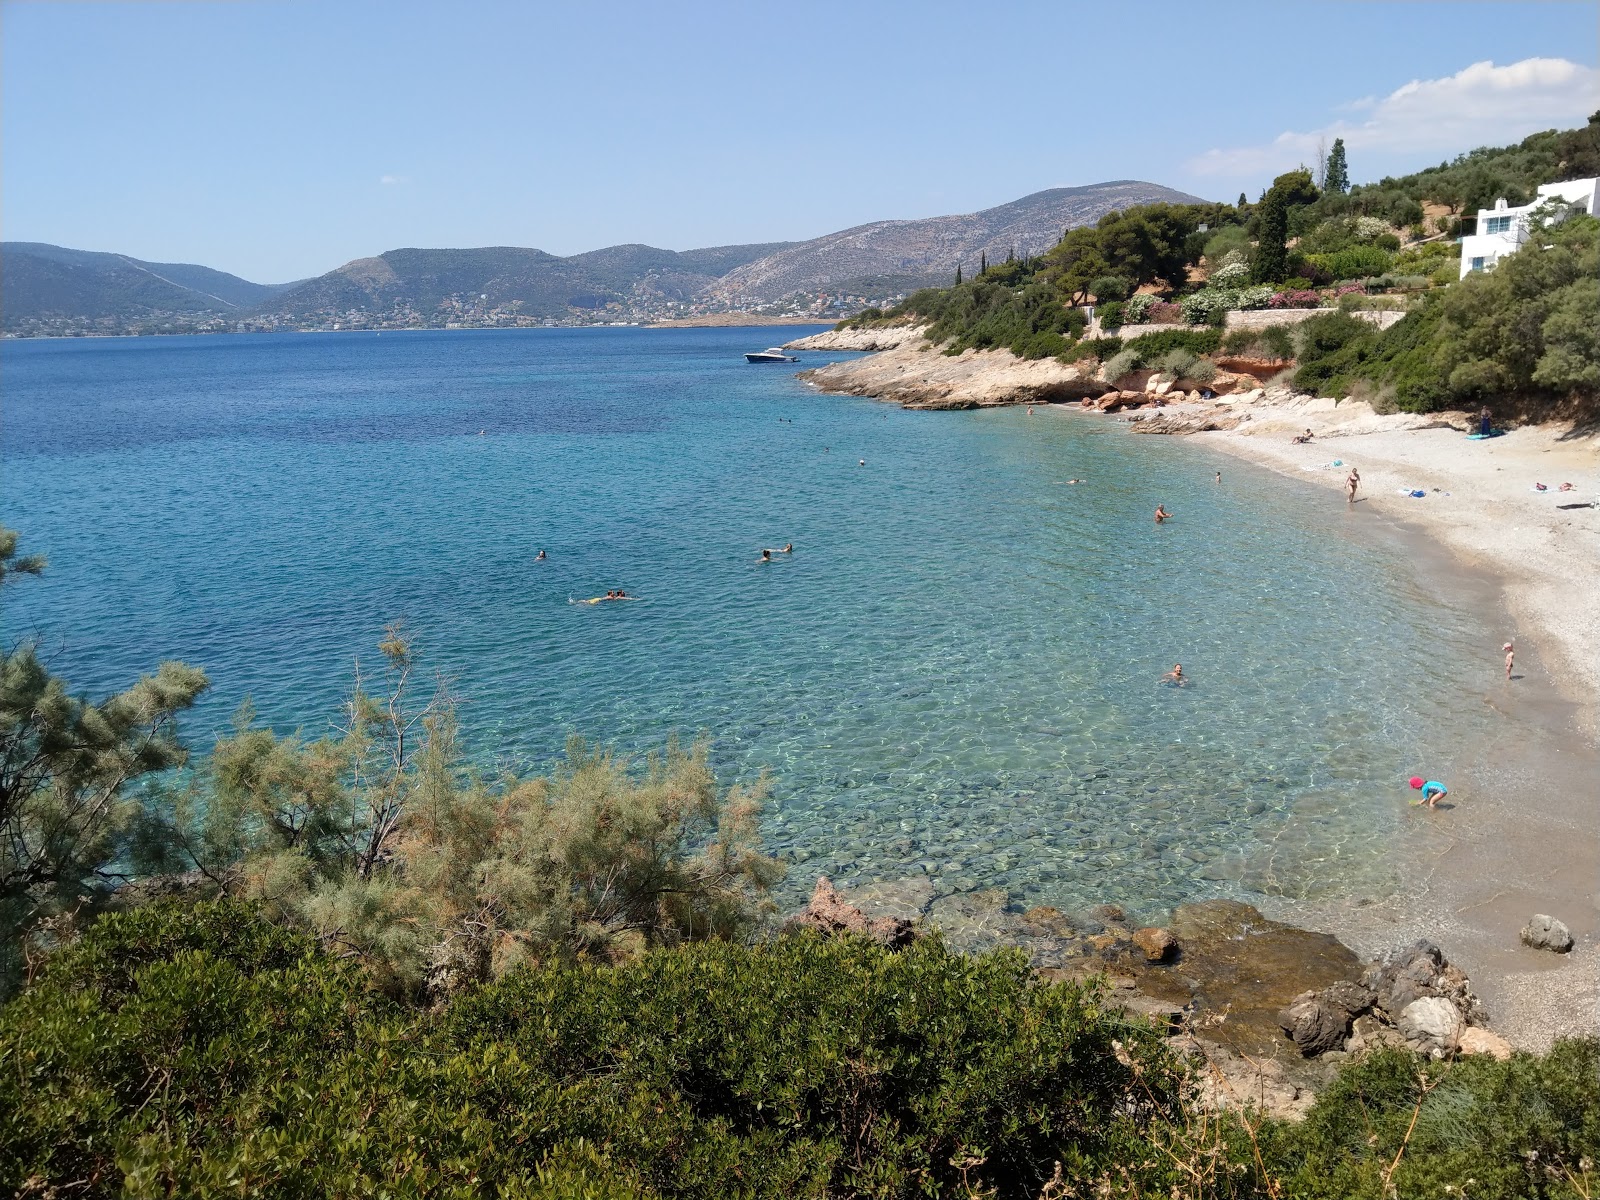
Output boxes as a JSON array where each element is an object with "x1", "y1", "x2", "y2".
[
  {"x1": 1127, "y1": 409, "x2": 1247, "y2": 435},
  {"x1": 799, "y1": 342, "x2": 1109, "y2": 410},
  {"x1": 784, "y1": 877, "x2": 918, "y2": 949},
  {"x1": 1362, "y1": 940, "x2": 1485, "y2": 1026},
  {"x1": 1399, "y1": 996, "x2": 1467, "y2": 1057},
  {"x1": 784, "y1": 324, "x2": 925, "y2": 352},
  {"x1": 1278, "y1": 981, "x2": 1373, "y2": 1056},
  {"x1": 1520, "y1": 914, "x2": 1574, "y2": 953}
]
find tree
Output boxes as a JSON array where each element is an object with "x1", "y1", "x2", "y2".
[
  {"x1": 1253, "y1": 169, "x2": 1320, "y2": 283},
  {"x1": 0, "y1": 528, "x2": 208, "y2": 988},
  {"x1": 980, "y1": 251, "x2": 987, "y2": 275},
  {"x1": 172, "y1": 629, "x2": 783, "y2": 995},
  {"x1": 1325, "y1": 137, "x2": 1350, "y2": 194},
  {"x1": 1238, "y1": 191, "x2": 1249, "y2": 209},
  {"x1": 954, "y1": 263, "x2": 962, "y2": 285}
]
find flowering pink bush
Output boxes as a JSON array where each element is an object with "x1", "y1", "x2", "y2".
[
  {"x1": 1269, "y1": 290, "x2": 1323, "y2": 309},
  {"x1": 1333, "y1": 284, "x2": 1365, "y2": 297}
]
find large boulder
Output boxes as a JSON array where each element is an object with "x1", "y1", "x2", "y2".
[
  {"x1": 1361, "y1": 940, "x2": 1484, "y2": 1025},
  {"x1": 1278, "y1": 980, "x2": 1373, "y2": 1056},
  {"x1": 1520, "y1": 914, "x2": 1574, "y2": 953},
  {"x1": 1399, "y1": 996, "x2": 1466, "y2": 1058}
]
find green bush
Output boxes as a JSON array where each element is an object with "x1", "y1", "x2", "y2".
[
  {"x1": 1096, "y1": 298, "x2": 1126, "y2": 330},
  {"x1": 1123, "y1": 328, "x2": 1223, "y2": 359},
  {"x1": 0, "y1": 902, "x2": 1185, "y2": 1199},
  {"x1": 1307, "y1": 245, "x2": 1394, "y2": 281},
  {"x1": 1262, "y1": 1042, "x2": 1600, "y2": 1199}
]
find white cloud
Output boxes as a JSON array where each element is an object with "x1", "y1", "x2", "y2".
[
  {"x1": 379, "y1": 174, "x2": 407, "y2": 185},
  {"x1": 1189, "y1": 58, "x2": 1600, "y2": 180}
]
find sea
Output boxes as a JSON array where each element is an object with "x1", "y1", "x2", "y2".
[{"x1": 1, "y1": 326, "x2": 1505, "y2": 918}]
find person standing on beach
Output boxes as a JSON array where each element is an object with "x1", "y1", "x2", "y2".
[
  {"x1": 1479, "y1": 406, "x2": 1493, "y2": 437},
  {"x1": 1346, "y1": 468, "x2": 1360, "y2": 505},
  {"x1": 1504, "y1": 641, "x2": 1514, "y2": 680}
]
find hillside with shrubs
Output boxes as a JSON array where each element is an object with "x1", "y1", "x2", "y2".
[{"x1": 841, "y1": 113, "x2": 1600, "y2": 418}]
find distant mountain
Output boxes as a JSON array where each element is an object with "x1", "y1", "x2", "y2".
[
  {"x1": 3, "y1": 180, "x2": 1212, "y2": 333},
  {"x1": 258, "y1": 241, "x2": 799, "y2": 322},
  {"x1": 1, "y1": 242, "x2": 298, "y2": 328},
  {"x1": 708, "y1": 182, "x2": 1208, "y2": 304}
]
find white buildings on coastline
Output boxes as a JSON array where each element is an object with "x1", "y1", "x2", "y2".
[{"x1": 1458, "y1": 177, "x2": 1599, "y2": 279}]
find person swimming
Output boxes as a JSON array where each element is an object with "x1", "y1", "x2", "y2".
[
  {"x1": 1163, "y1": 663, "x2": 1186, "y2": 685},
  {"x1": 781, "y1": 543, "x2": 793, "y2": 553},
  {"x1": 535, "y1": 549, "x2": 547, "y2": 561},
  {"x1": 759, "y1": 549, "x2": 772, "y2": 563},
  {"x1": 1154, "y1": 505, "x2": 1172, "y2": 522}
]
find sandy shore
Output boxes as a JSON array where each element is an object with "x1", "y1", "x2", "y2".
[
  {"x1": 800, "y1": 336, "x2": 1600, "y2": 1049},
  {"x1": 1173, "y1": 404, "x2": 1598, "y2": 1047}
]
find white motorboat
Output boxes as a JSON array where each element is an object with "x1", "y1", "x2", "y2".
[{"x1": 745, "y1": 347, "x2": 798, "y2": 363}]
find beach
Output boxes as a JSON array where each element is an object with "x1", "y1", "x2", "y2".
[
  {"x1": 1188, "y1": 405, "x2": 1599, "y2": 1050},
  {"x1": 799, "y1": 331, "x2": 1600, "y2": 1049}
]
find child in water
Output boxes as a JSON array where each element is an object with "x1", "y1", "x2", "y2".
[{"x1": 1409, "y1": 777, "x2": 1448, "y2": 808}]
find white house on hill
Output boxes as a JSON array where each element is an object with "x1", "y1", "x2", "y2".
[{"x1": 1458, "y1": 177, "x2": 1599, "y2": 279}]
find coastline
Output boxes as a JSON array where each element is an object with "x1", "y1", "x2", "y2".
[{"x1": 797, "y1": 333, "x2": 1600, "y2": 1050}]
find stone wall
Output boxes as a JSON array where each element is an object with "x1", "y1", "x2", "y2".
[
  {"x1": 1224, "y1": 308, "x2": 1406, "y2": 332},
  {"x1": 1113, "y1": 310, "x2": 1405, "y2": 339}
]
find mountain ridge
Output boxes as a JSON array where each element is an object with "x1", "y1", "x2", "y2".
[{"x1": 2, "y1": 179, "x2": 1211, "y2": 333}]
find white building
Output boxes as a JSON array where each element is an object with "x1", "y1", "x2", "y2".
[{"x1": 1459, "y1": 177, "x2": 1599, "y2": 279}]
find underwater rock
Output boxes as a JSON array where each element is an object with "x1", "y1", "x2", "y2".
[{"x1": 785, "y1": 877, "x2": 917, "y2": 949}]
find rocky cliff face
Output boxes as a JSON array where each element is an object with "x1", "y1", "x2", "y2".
[
  {"x1": 798, "y1": 336, "x2": 1108, "y2": 410},
  {"x1": 784, "y1": 324, "x2": 925, "y2": 352},
  {"x1": 708, "y1": 181, "x2": 1207, "y2": 305}
]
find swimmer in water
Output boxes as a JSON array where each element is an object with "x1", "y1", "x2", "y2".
[
  {"x1": 535, "y1": 549, "x2": 547, "y2": 561},
  {"x1": 759, "y1": 549, "x2": 773, "y2": 563},
  {"x1": 1163, "y1": 663, "x2": 1186, "y2": 685},
  {"x1": 781, "y1": 543, "x2": 793, "y2": 553},
  {"x1": 1215, "y1": 471, "x2": 1222, "y2": 484},
  {"x1": 859, "y1": 459, "x2": 866, "y2": 466},
  {"x1": 1154, "y1": 505, "x2": 1172, "y2": 522}
]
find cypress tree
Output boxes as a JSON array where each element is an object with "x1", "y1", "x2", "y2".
[
  {"x1": 954, "y1": 263, "x2": 962, "y2": 285},
  {"x1": 980, "y1": 251, "x2": 987, "y2": 275},
  {"x1": 1252, "y1": 190, "x2": 1289, "y2": 284},
  {"x1": 1325, "y1": 138, "x2": 1349, "y2": 194},
  {"x1": 1237, "y1": 191, "x2": 1248, "y2": 208}
]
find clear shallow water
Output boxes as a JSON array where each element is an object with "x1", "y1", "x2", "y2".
[{"x1": 2, "y1": 328, "x2": 1498, "y2": 918}]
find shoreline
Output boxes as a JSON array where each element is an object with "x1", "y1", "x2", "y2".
[{"x1": 798, "y1": 335, "x2": 1600, "y2": 1050}]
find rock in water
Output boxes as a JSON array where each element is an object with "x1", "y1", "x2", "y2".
[
  {"x1": 1399, "y1": 996, "x2": 1466, "y2": 1058},
  {"x1": 785, "y1": 877, "x2": 917, "y2": 949},
  {"x1": 1132, "y1": 926, "x2": 1178, "y2": 962},
  {"x1": 1520, "y1": 914, "x2": 1574, "y2": 953}
]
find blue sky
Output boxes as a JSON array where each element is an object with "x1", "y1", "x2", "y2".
[{"x1": 3, "y1": 0, "x2": 1596, "y2": 282}]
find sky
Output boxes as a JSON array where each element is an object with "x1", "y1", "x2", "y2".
[{"x1": 3, "y1": 0, "x2": 1597, "y2": 283}]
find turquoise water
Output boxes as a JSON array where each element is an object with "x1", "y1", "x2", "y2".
[{"x1": 2, "y1": 328, "x2": 1495, "y2": 918}]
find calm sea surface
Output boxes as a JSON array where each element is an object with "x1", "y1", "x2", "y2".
[{"x1": 2, "y1": 327, "x2": 1498, "y2": 916}]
